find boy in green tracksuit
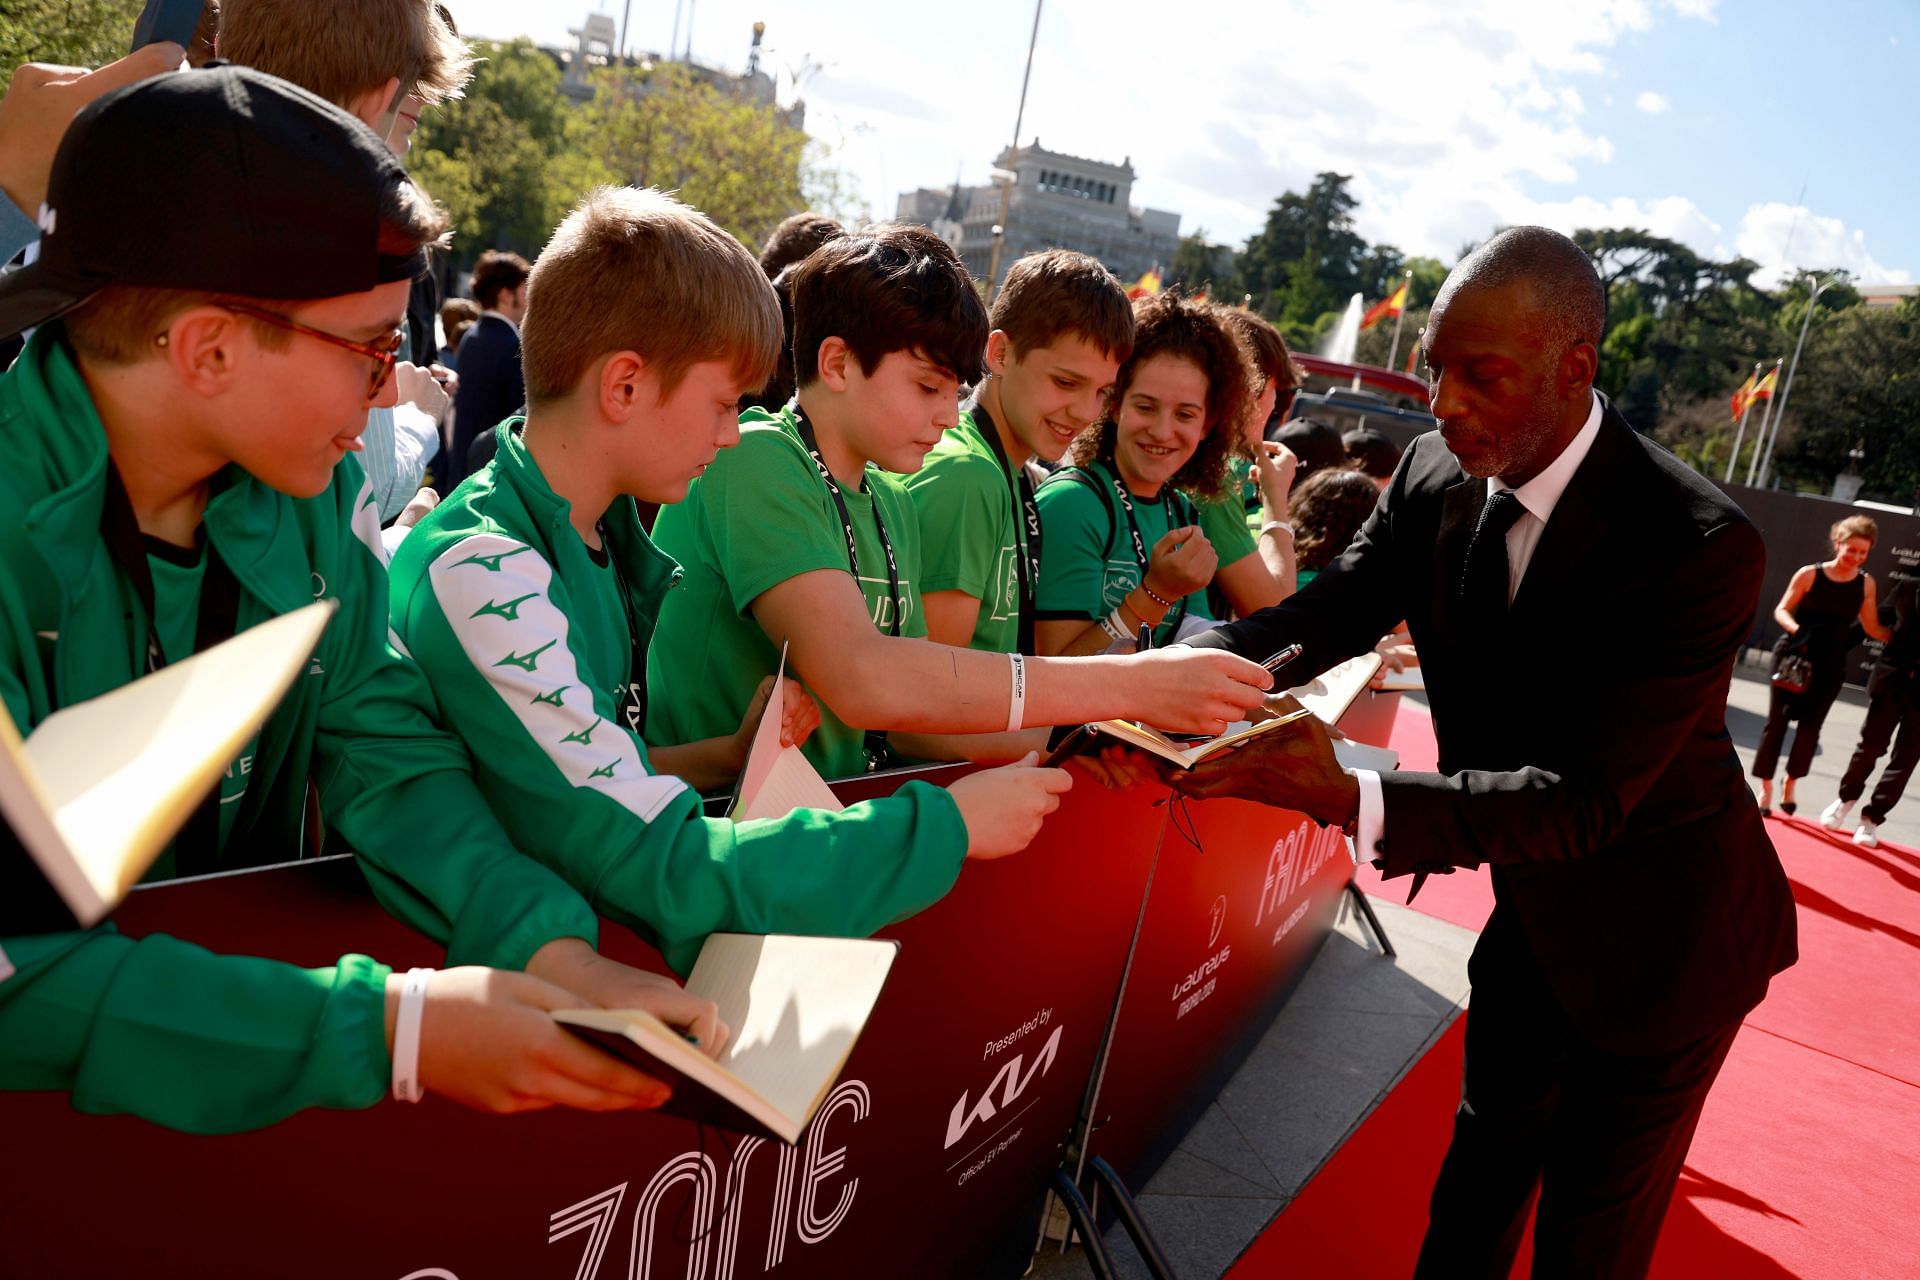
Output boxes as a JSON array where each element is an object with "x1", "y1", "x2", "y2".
[
  {"x1": 646, "y1": 226, "x2": 1275, "y2": 779},
  {"x1": 390, "y1": 188, "x2": 1072, "y2": 975},
  {"x1": 0, "y1": 68, "x2": 694, "y2": 1134},
  {"x1": 906, "y1": 250, "x2": 1135, "y2": 655}
]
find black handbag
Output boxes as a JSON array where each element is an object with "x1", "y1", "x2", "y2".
[{"x1": 1772, "y1": 648, "x2": 1815, "y2": 695}]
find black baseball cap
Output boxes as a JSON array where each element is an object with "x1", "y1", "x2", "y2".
[{"x1": 0, "y1": 64, "x2": 428, "y2": 341}]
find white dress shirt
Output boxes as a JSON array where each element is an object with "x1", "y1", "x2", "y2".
[{"x1": 1352, "y1": 393, "x2": 1605, "y2": 863}]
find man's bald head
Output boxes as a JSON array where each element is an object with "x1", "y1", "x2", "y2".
[
  {"x1": 1437, "y1": 226, "x2": 1606, "y2": 360},
  {"x1": 1422, "y1": 227, "x2": 1606, "y2": 484}
]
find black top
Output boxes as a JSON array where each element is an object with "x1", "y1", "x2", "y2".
[{"x1": 1789, "y1": 565, "x2": 1865, "y2": 662}]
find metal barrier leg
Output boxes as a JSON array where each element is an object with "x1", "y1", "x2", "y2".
[
  {"x1": 1346, "y1": 881, "x2": 1396, "y2": 958},
  {"x1": 1047, "y1": 1169, "x2": 1122, "y2": 1280},
  {"x1": 1084, "y1": 1157, "x2": 1178, "y2": 1280}
]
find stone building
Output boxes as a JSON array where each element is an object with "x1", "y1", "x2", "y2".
[{"x1": 895, "y1": 140, "x2": 1182, "y2": 289}]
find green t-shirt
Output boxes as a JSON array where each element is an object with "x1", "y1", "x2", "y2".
[
  {"x1": 1197, "y1": 491, "x2": 1258, "y2": 567},
  {"x1": 899, "y1": 410, "x2": 1024, "y2": 654},
  {"x1": 1034, "y1": 461, "x2": 1213, "y2": 647},
  {"x1": 145, "y1": 540, "x2": 250, "y2": 866},
  {"x1": 647, "y1": 405, "x2": 925, "y2": 780}
]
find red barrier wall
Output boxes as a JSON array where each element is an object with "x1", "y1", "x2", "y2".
[{"x1": 0, "y1": 724, "x2": 1378, "y2": 1277}]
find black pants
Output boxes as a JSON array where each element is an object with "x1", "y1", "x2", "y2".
[
  {"x1": 1838, "y1": 685, "x2": 1920, "y2": 823},
  {"x1": 1753, "y1": 665, "x2": 1845, "y2": 780},
  {"x1": 1414, "y1": 914, "x2": 1742, "y2": 1280}
]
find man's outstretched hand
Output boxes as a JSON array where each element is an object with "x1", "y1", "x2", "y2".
[{"x1": 1165, "y1": 710, "x2": 1360, "y2": 829}]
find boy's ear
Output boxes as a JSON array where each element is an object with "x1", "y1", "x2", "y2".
[
  {"x1": 163, "y1": 307, "x2": 246, "y2": 398},
  {"x1": 984, "y1": 329, "x2": 1014, "y2": 377},
  {"x1": 346, "y1": 77, "x2": 402, "y2": 131},
  {"x1": 598, "y1": 351, "x2": 650, "y2": 422},
  {"x1": 816, "y1": 336, "x2": 852, "y2": 391}
]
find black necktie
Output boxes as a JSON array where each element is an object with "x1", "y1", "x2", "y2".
[{"x1": 1460, "y1": 489, "x2": 1528, "y2": 622}]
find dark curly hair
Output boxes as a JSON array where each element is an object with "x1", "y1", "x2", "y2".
[
  {"x1": 1292, "y1": 467, "x2": 1379, "y2": 571},
  {"x1": 1063, "y1": 290, "x2": 1252, "y2": 502}
]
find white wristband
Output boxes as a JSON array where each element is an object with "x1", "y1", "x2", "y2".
[
  {"x1": 1261, "y1": 520, "x2": 1295, "y2": 539},
  {"x1": 1099, "y1": 609, "x2": 1129, "y2": 643},
  {"x1": 1005, "y1": 652, "x2": 1027, "y2": 733},
  {"x1": 391, "y1": 966, "x2": 434, "y2": 1103}
]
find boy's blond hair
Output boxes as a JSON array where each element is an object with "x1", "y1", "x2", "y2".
[
  {"x1": 521, "y1": 187, "x2": 782, "y2": 406},
  {"x1": 219, "y1": 0, "x2": 474, "y2": 109}
]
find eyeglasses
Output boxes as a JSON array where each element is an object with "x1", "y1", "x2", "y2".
[
  {"x1": 222, "y1": 302, "x2": 405, "y2": 401},
  {"x1": 157, "y1": 303, "x2": 405, "y2": 401}
]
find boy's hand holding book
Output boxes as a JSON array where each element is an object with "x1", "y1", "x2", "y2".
[
  {"x1": 391, "y1": 967, "x2": 676, "y2": 1114},
  {"x1": 526, "y1": 937, "x2": 728, "y2": 1057}
]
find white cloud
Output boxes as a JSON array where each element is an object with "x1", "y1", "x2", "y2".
[
  {"x1": 1736, "y1": 203, "x2": 1912, "y2": 287},
  {"x1": 451, "y1": 0, "x2": 1786, "y2": 271},
  {"x1": 1635, "y1": 90, "x2": 1671, "y2": 114}
]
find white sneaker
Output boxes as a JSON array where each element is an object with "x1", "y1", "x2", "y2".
[
  {"x1": 1854, "y1": 819, "x2": 1881, "y2": 849},
  {"x1": 1821, "y1": 799, "x2": 1854, "y2": 830}
]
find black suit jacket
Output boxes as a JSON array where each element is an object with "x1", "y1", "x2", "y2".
[
  {"x1": 449, "y1": 314, "x2": 525, "y2": 486},
  {"x1": 1191, "y1": 403, "x2": 1797, "y2": 1054}
]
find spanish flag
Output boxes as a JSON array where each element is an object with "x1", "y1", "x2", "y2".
[
  {"x1": 1752, "y1": 366, "x2": 1780, "y2": 400},
  {"x1": 1127, "y1": 269, "x2": 1163, "y2": 300},
  {"x1": 1730, "y1": 371, "x2": 1759, "y2": 419},
  {"x1": 1361, "y1": 280, "x2": 1409, "y2": 330}
]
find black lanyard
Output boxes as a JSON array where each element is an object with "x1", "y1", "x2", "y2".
[
  {"x1": 1106, "y1": 463, "x2": 1189, "y2": 638},
  {"x1": 100, "y1": 463, "x2": 243, "y2": 875},
  {"x1": 967, "y1": 399, "x2": 1041, "y2": 655},
  {"x1": 597, "y1": 510, "x2": 649, "y2": 737},
  {"x1": 790, "y1": 406, "x2": 899, "y2": 769}
]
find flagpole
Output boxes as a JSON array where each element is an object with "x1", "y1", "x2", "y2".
[
  {"x1": 1757, "y1": 275, "x2": 1834, "y2": 489},
  {"x1": 1725, "y1": 361, "x2": 1763, "y2": 483},
  {"x1": 1746, "y1": 357, "x2": 1785, "y2": 487},
  {"x1": 1386, "y1": 269, "x2": 1412, "y2": 372},
  {"x1": 985, "y1": 0, "x2": 1045, "y2": 299}
]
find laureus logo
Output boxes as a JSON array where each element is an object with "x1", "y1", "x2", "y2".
[{"x1": 1207, "y1": 894, "x2": 1228, "y2": 949}]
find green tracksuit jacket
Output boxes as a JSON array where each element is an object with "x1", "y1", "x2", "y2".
[
  {"x1": 0, "y1": 330, "x2": 599, "y2": 1133},
  {"x1": 388, "y1": 422, "x2": 970, "y2": 974}
]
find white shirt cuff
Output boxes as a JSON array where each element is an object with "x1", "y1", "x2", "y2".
[{"x1": 1352, "y1": 768, "x2": 1385, "y2": 862}]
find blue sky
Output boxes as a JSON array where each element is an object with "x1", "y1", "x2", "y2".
[{"x1": 453, "y1": 0, "x2": 1915, "y2": 284}]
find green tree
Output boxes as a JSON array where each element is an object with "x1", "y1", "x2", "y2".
[
  {"x1": 1165, "y1": 230, "x2": 1239, "y2": 300},
  {"x1": 1771, "y1": 296, "x2": 1920, "y2": 500},
  {"x1": 1238, "y1": 172, "x2": 1374, "y2": 346},
  {"x1": 571, "y1": 62, "x2": 809, "y2": 250},
  {"x1": 1351, "y1": 255, "x2": 1447, "y2": 369},
  {"x1": 1572, "y1": 227, "x2": 1776, "y2": 433},
  {"x1": 410, "y1": 39, "x2": 577, "y2": 264},
  {"x1": 0, "y1": 0, "x2": 141, "y2": 91}
]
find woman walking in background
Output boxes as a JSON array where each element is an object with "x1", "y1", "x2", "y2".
[{"x1": 1754, "y1": 515, "x2": 1892, "y2": 815}]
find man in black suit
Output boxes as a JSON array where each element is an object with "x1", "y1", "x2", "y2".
[
  {"x1": 1173, "y1": 227, "x2": 1797, "y2": 1279},
  {"x1": 1825, "y1": 574, "x2": 1920, "y2": 847},
  {"x1": 446, "y1": 248, "x2": 530, "y2": 488}
]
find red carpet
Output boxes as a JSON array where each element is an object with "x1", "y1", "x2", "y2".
[{"x1": 1231, "y1": 702, "x2": 1920, "y2": 1279}]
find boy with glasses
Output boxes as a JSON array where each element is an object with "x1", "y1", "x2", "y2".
[{"x1": 0, "y1": 67, "x2": 708, "y2": 1132}]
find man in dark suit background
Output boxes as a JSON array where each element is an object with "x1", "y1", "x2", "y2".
[
  {"x1": 446, "y1": 248, "x2": 530, "y2": 488},
  {"x1": 1825, "y1": 574, "x2": 1920, "y2": 847},
  {"x1": 1173, "y1": 227, "x2": 1798, "y2": 1279}
]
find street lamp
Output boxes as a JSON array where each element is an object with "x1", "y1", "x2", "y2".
[{"x1": 1753, "y1": 271, "x2": 1838, "y2": 489}]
